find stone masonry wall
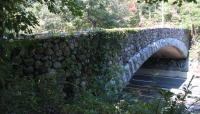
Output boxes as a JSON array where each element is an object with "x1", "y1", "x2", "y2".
[{"x1": 7, "y1": 28, "x2": 191, "y2": 93}]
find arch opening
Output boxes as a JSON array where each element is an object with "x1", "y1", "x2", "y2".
[
  {"x1": 152, "y1": 46, "x2": 187, "y2": 59},
  {"x1": 106, "y1": 38, "x2": 189, "y2": 95},
  {"x1": 125, "y1": 39, "x2": 190, "y2": 99},
  {"x1": 119, "y1": 38, "x2": 189, "y2": 89}
]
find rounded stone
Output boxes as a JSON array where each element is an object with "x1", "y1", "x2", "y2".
[
  {"x1": 44, "y1": 61, "x2": 52, "y2": 68},
  {"x1": 41, "y1": 56, "x2": 49, "y2": 61},
  {"x1": 48, "y1": 69, "x2": 56, "y2": 75},
  {"x1": 43, "y1": 42, "x2": 49, "y2": 48},
  {"x1": 24, "y1": 66, "x2": 34, "y2": 74},
  {"x1": 58, "y1": 56, "x2": 64, "y2": 61},
  {"x1": 12, "y1": 56, "x2": 22, "y2": 65},
  {"x1": 59, "y1": 42, "x2": 67, "y2": 49},
  {"x1": 63, "y1": 47, "x2": 70, "y2": 57},
  {"x1": 45, "y1": 48, "x2": 54, "y2": 56},
  {"x1": 56, "y1": 50, "x2": 63, "y2": 57},
  {"x1": 24, "y1": 58, "x2": 34, "y2": 66},
  {"x1": 35, "y1": 60, "x2": 43, "y2": 69},
  {"x1": 53, "y1": 62, "x2": 62, "y2": 69},
  {"x1": 53, "y1": 44, "x2": 60, "y2": 52}
]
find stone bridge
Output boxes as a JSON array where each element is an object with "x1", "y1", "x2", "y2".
[
  {"x1": 104, "y1": 28, "x2": 191, "y2": 92},
  {"x1": 7, "y1": 28, "x2": 191, "y2": 93}
]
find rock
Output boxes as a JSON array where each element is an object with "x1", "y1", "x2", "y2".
[
  {"x1": 11, "y1": 48, "x2": 21, "y2": 57},
  {"x1": 13, "y1": 65, "x2": 23, "y2": 76},
  {"x1": 58, "y1": 56, "x2": 64, "y2": 61},
  {"x1": 63, "y1": 47, "x2": 70, "y2": 57},
  {"x1": 31, "y1": 48, "x2": 37, "y2": 56},
  {"x1": 48, "y1": 69, "x2": 56, "y2": 75},
  {"x1": 53, "y1": 62, "x2": 62, "y2": 69},
  {"x1": 34, "y1": 54, "x2": 43, "y2": 60},
  {"x1": 35, "y1": 60, "x2": 43, "y2": 69},
  {"x1": 51, "y1": 55, "x2": 58, "y2": 62},
  {"x1": 12, "y1": 56, "x2": 22, "y2": 65},
  {"x1": 41, "y1": 56, "x2": 49, "y2": 61},
  {"x1": 81, "y1": 81, "x2": 86, "y2": 88},
  {"x1": 53, "y1": 44, "x2": 59, "y2": 52},
  {"x1": 44, "y1": 61, "x2": 52, "y2": 68},
  {"x1": 78, "y1": 55, "x2": 86, "y2": 61},
  {"x1": 24, "y1": 58, "x2": 34, "y2": 66},
  {"x1": 74, "y1": 41, "x2": 78, "y2": 47},
  {"x1": 65, "y1": 71, "x2": 70, "y2": 77},
  {"x1": 54, "y1": 39, "x2": 61, "y2": 44},
  {"x1": 43, "y1": 42, "x2": 51, "y2": 48},
  {"x1": 48, "y1": 56, "x2": 52, "y2": 61},
  {"x1": 59, "y1": 42, "x2": 67, "y2": 49},
  {"x1": 19, "y1": 48, "x2": 26, "y2": 57},
  {"x1": 69, "y1": 43, "x2": 75, "y2": 49},
  {"x1": 37, "y1": 47, "x2": 45, "y2": 55},
  {"x1": 34, "y1": 60, "x2": 48, "y2": 74},
  {"x1": 75, "y1": 70, "x2": 81, "y2": 77},
  {"x1": 45, "y1": 48, "x2": 54, "y2": 56},
  {"x1": 71, "y1": 55, "x2": 76, "y2": 60},
  {"x1": 24, "y1": 66, "x2": 34, "y2": 74},
  {"x1": 56, "y1": 50, "x2": 63, "y2": 57}
]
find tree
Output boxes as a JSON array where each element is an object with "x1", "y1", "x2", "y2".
[
  {"x1": 30, "y1": 0, "x2": 139, "y2": 33},
  {"x1": 80, "y1": 0, "x2": 119, "y2": 28},
  {"x1": 72, "y1": 0, "x2": 137, "y2": 29},
  {"x1": 137, "y1": 0, "x2": 197, "y2": 6},
  {"x1": 0, "y1": 0, "x2": 83, "y2": 38}
]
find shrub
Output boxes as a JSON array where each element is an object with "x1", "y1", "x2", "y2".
[{"x1": 0, "y1": 68, "x2": 65, "y2": 114}]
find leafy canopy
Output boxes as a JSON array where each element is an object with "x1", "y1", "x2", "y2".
[
  {"x1": 138, "y1": 0, "x2": 197, "y2": 6},
  {"x1": 0, "y1": 0, "x2": 198, "y2": 38},
  {"x1": 0, "y1": 0, "x2": 83, "y2": 37}
]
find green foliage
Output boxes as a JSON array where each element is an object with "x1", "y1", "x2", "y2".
[
  {"x1": 30, "y1": 0, "x2": 139, "y2": 33},
  {"x1": 0, "y1": 53, "x2": 65, "y2": 114},
  {"x1": 130, "y1": 15, "x2": 140, "y2": 26},
  {"x1": 0, "y1": 40, "x2": 65, "y2": 113},
  {"x1": 178, "y1": 1, "x2": 200, "y2": 28},
  {"x1": 81, "y1": 0, "x2": 119, "y2": 28},
  {"x1": 1, "y1": 0, "x2": 199, "y2": 37},
  {"x1": 63, "y1": 91, "x2": 117, "y2": 114},
  {"x1": 0, "y1": 0, "x2": 83, "y2": 37},
  {"x1": 0, "y1": 0, "x2": 166, "y2": 35},
  {"x1": 164, "y1": 13, "x2": 173, "y2": 22},
  {"x1": 137, "y1": 0, "x2": 197, "y2": 6},
  {"x1": 0, "y1": 69, "x2": 65, "y2": 114}
]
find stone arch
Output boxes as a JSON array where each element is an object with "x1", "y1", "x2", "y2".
[{"x1": 106, "y1": 38, "x2": 188, "y2": 92}]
